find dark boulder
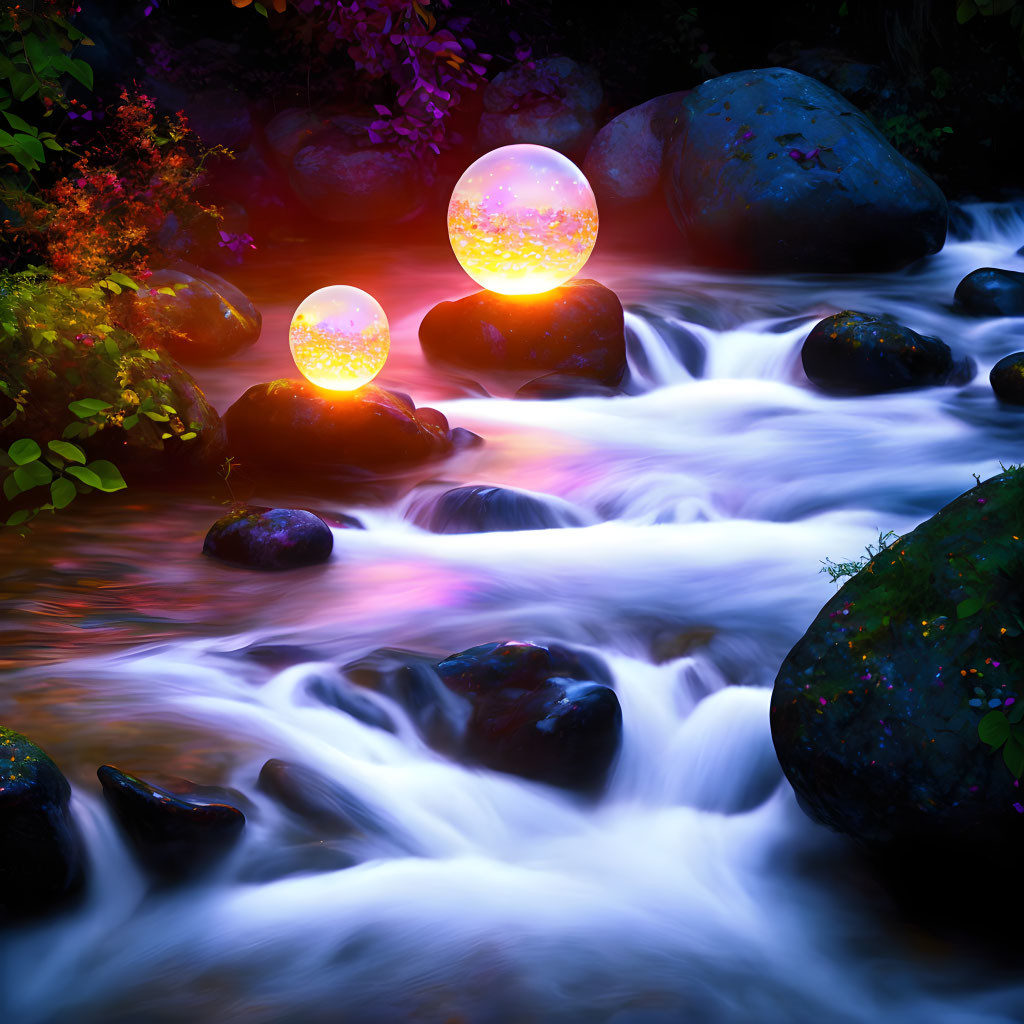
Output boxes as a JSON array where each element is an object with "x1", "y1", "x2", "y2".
[
  {"x1": 419, "y1": 279, "x2": 627, "y2": 394},
  {"x1": 224, "y1": 380, "x2": 456, "y2": 482},
  {"x1": 127, "y1": 263, "x2": 261, "y2": 365},
  {"x1": 583, "y1": 92, "x2": 687, "y2": 203},
  {"x1": 288, "y1": 116, "x2": 428, "y2": 224},
  {"x1": 801, "y1": 311, "x2": 972, "y2": 394},
  {"x1": 203, "y1": 507, "x2": 333, "y2": 570},
  {"x1": 0, "y1": 727, "x2": 85, "y2": 920},
  {"x1": 664, "y1": 68, "x2": 948, "y2": 272},
  {"x1": 990, "y1": 352, "x2": 1024, "y2": 405},
  {"x1": 409, "y1": 484, "x2": 585, "y2": 534},
  {"x1": 305, "y1": 675, "x2": 398, "y2": 734},
  {"x1": 770, "y1": 468, "x2": 1024, "y2": 855},
  {"x1": 346, "y1": 642, "x2": 620, "y2": 792},
  {"x1": 97, "y1": 764, "x2": 245, "y2": 882},
  {"x1": 478, "y1": 57, "x2": 603, "y2": 159},
  {"x1": 955, "y1": 268, "x2": 1024, "y2": 317}
]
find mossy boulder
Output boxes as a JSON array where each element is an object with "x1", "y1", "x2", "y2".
[
  {"x1": 0, "y1": 726, "x2": 85, "y2": 920},
  {"x1": 771, "y1": 469, "x2": 1024, "y2": 852}
]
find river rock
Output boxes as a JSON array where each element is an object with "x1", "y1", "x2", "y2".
[
  {"x1": 203, "y1": 507, "x2": 333, "y2": 570},
  {"x1": 419, "y1": 279, "x2": 627, "y2": 394},
  {"x1": 127, "y1": 263, "x2": 261, "y2": 364},
  {"x1": 0, "y1": 727, "x2": 85, "y2": 920},
  {"x1": 955, "y1": 268, "x2": 1024, "y2": 317},
  {"x1": 664, "y1": 67, "x2": 948, "y2": 272},
  {"x1": 801, "y1": 311, "x2": 971, "y2": 394},
  {"x1": 224, "y1": 380, "x2": 456, "y2": 482},
  {"x1": 990, "y1": 352, "x2": 1024, "y2": 405},
  {"x1": 97, "y1": 764, "x2": 245, "y2": 881},
  {"x1": 478, "y1": 57, "x2": 603, "y2": 158},
  {"x1": 288, "y1": 116, "x2": 426, "y2": 223},
  {"x1": 266, "y1": 107, "x2": 325, "y2": 168},
  {"x1": 305, "y1": 676, "x2": 398, "y2": 733},
  {"x1": 770, "y1": 468, "x2": 1024, "y2": 854},
  {"x1": 409, "y1": 484, "x2": 585, "y2": 534},
  {"x1": 583, "y1": 92, "x2": 687, "y2": 203}
]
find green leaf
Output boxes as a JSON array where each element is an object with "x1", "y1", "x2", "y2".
[
  {"x1": 105, "y1": 272, "x2": 138, "y2": 291},
  {"x1": 179, "y1": 431, "x2": 197, "y2": 441},
  {"x1": 5, "y1": 509, "x2": 30, "y2": 526},
  {"x1": 957, "y1": 0, "x2": 978, "y2": 22},
  {"x1": 979, "y1": 709, "x2": 1010, "y2": 748},
  {"x1": 13, "y1": 460, "x2": 52, "y2": 490},
  {"x1": 143, "y1": 410, "x2": 170, "y2": 422},
  {"x1": 83, "y1": 460, "x2": 126, "y2": 492},
  {"x1": 68, "y1": 398, "x2": 112, "y2": 418},
  {"x1": 160, "y1": 404, "x2": 177, "y2": 414},
  {"x1": 65, "y1": 58, "x2": 94, "y2": 91},
  {"x1": 98, "y1": 279, "x2": 122, "y2": 295},
  {"x1": 8, "y1": 438, "x2": 41, "y2": 465},
  {"x1": 42, "y1": 138, "x2": 62, "y2": 151},
  {"x1": 62, "y1": 421, "x2": 85, "y2": 438},
  {"x1": 1004, "y1": 736, "x2": 1024, "y2": 777},
  {"x1": 66, "y1": 465, "x2": 101, "y2": 488},
  {"x1": 47, "y1": 440, "x2": 86, "y2": 464},
  {"x1": 156, "y1": 286, "x2": 177, "y2": 296},
  {"x1": 123, "y1": 414, "x2": 139, "y2": 430},
  {"x1": 10, "y1": 72, "x2": 37, "y2": 102},
  {"x1": 3, "y1": 473, "x2": 21, "y2": 500},
  {"x1": 1009, "y1": 702, "x2": 1024, "y2": 725},
  {"x1": 50, "y1": 476, "x2": 76, "y2": 509},
  {"x1": 2, "y1": 111, "x2": 35, "y2": 135},
  {"x1": 957, "y1": 596, "x2": 985, "y2": 619}
]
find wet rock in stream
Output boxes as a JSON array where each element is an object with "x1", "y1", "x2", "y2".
[
  {"x1": 202, "y1": 506, "x2": 334, "y2": 570},
  {"x1": 408, "y1": 484, "x2": 586, "y2": 534}
]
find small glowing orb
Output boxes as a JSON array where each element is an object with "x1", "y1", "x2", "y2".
[
  {"x1": 448, "y1": 144, "x2": 598, "y2": 295},
  {"x1": 289, "y1": 285, "x2": 389, "y2": 391}
]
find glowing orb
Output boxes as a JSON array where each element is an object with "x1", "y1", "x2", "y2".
[
  {"x1": 289, "y1": 285, "x2": 389, "y2": 391},
  {"x1": 448, "y1": 144, "x2": 598, "y2": 295}
]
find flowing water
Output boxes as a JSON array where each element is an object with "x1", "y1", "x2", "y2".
[{"x1": 3, "y1": 204, "x2": 1024, "y2": 1023}]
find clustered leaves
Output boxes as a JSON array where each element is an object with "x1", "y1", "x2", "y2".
[{"x1": 235, "y1": 0, "x2": 490, "y2": 155}]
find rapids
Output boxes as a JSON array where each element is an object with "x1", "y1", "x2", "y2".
[{"x1": 3, "y1": 203, "x2": 1024, "y2": 1023}]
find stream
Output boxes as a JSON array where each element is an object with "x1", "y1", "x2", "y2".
[{"x1": 3, "y1": 202, "x2": 1024, "y2": 1023}]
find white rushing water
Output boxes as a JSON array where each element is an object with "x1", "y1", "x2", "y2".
[{"x1": 3, "y1": 204, "x2": 1024, "y2": 1023}]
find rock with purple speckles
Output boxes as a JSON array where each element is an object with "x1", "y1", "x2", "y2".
[
  {"x1": 203, "y1": 506, "x2": 333, "y2": 570},
  {"x1": 771, "y1": 467, "x2": 1024, "y2": 855},
  {"x1": 0, "y1": 726, "x2": 85, "y2": 921},
  {"x1": 664, "y1": 68, "x2": 948, "y2": 271}
]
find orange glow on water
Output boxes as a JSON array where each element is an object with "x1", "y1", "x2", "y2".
[
  {"x1": 288, "y1": 285, "x2": 390, "y2": 391},
  {"x1": 448, "y1": 144, "x2": 598, "y2": 295}
]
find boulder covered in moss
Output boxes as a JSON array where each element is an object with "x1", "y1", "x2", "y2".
[
  {"x1": 771, "y1": 469, "x2": 1024, "y2": 852},
  {"x1": 0, "y1": 726, "x2": 85, "y2": 920},
  {"x1": 801, "y1": 310, "x2": 973, "y2": 394},
  {"x1": 224, "y1": 380, "x2": 457, "y2": 483}
]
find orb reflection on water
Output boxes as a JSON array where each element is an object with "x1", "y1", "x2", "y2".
[
  {"x1": 447, "y1": 144, "x2": 598, "y2": 295},
  {"x1": 289, "y1": 285, "x2": 389, "y2": 391}
]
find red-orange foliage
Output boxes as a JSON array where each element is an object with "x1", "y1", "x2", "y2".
[{"x1": 17, "y1": 91, "x2": 221, "y2": 284}]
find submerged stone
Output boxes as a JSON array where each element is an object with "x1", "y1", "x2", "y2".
[
  {"x1": 419, "y1": 279, "x2": 626, "y2": 394},
  {"x1": 801, "y1": 310, "x2": 972, "y2": 394},
  {"x1": 0, "y1": 726, "x2": 85, "y2": 921},
  {"x1": 771, "y1": 468, "x2": 1024, "y2": 853},
  {"x1": 955, "y1": 268, "x2": 1024, "y2": 317},
  {"x1": 224, "y1": 380, "x2": 456, "y2": 482},
  {"x1": 409, "y1": 484, "x2": 585, "y2": 534},
  {"x1": 664, "y1": 68, "x2": 948, "y2": 272},
  {"x1": 203, "y1": 506, "x2": 333, "y2": 570},
  {"x1": 97, "y1": 764, "x2": 245, "y2": 881}
]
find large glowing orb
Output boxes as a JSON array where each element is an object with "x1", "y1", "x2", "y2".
[
  {"x1": 448, "y1": 144, "x2": 598, "y2": 295},
  {"x1": 289, "y1": 285, "x2": 389, "y2": 391}
]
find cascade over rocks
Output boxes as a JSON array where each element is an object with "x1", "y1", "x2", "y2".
[
  {"x1": 663, "y1": 68, "x2": 948, "y2": 272},
  {"x1": 771, "y1": 468, "x2": 1024, "y2": 855},
  {"x1": 203, "y1": 507, "x2": 334, "y2": 571},
  {"x1": 419, "y1": 279, "x2": 627, "y2": 395},
  {"x1": 801, "y1": 311, "x2": 973, "y2": 394},
  {"x1": 0, "y1": 726, "x2": 85, "y2": 921}
]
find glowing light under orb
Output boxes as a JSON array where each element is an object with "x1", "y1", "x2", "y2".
[
  {"x1": 289, "y1": 285, "x2": 390, "y2": 391},
  {"x1": 447, "y1": 144, "x2": 598, "y2": 295}
]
